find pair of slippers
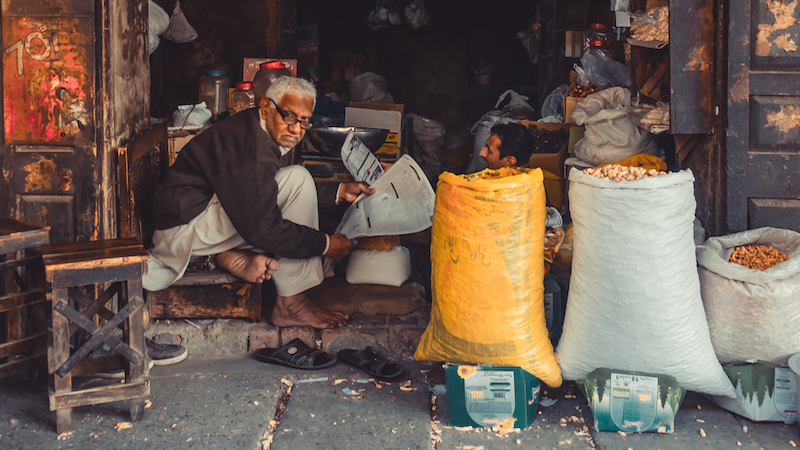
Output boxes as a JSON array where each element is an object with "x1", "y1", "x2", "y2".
[{"x1": 254, "y1": 338, "x2": 404, "y2": 380}]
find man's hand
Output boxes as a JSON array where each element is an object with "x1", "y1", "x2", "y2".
[
  {"x1": 338, "y1": 182, "x2": 375, "y2": 203},
  {"x1": 323, "y1": 233, "x2": 353, "y2": 260}
]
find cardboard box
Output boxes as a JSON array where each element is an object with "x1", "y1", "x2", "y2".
[
  {"x1": 583, "y1": 368, "x2": 685, "y2": 433},
  {"x1": 242, "y1": 58, "x2": 298, "y2": 82},
  {"x1": 564, "y1": 82, "x2": 580, "y2": 124},
  {"x1": 345, "y1": 102, "x2": 404, "y2": 158},
  {"x1": 519, "y1": 121, "x2": 571, "y2": 178},
  {"x1": 543, "y1": 273, "x2": 562, "y2": 341},
  {"x1": 445, "y1": 364, "x2": 540, "y2": 429},
  {"x1": 708, "y1": 363, "x2": 798, "y2": 423},
  {"x1": 565, "y1": 31, "x2": 584, "y2": 58}
]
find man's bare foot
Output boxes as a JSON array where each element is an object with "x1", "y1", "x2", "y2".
[
  {"x1": 271, "y1": 293, "x2": 348, "y2": 329},
  {"x1": 216, "y1": 249, "x2": 279, "y2": 283}
]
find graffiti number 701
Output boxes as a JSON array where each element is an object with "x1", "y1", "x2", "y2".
[{"x1": 4, "y1": 20, "x2": 60, "y2": 77}]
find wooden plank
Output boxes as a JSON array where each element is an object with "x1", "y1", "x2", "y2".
[
  {"x1": 51, "y1": 380, "x2": 149, "y2": 410},
  {"x1": 49, "y1": 287, "x2": 74, "y2": 433},
  {"x1": 0, "y1": 331, "x2": 46, "y2": 359},
  {"x1": 70, "y1": 354, "x2": 125, "y2": 378},
  {"x1": 53, "y1": 298, "x2": 144, "y2": 377},
  {"x1": 127, "y1": 123, "x2": 168, "y2": 164},
  {"x1": 117, "y1": 145, "x2": 133, "y2": 239},
  {"x1": 68, "y1": 284, "x2": 120, "y2": 336},
  {"x1": 172, "y1": 269, "x2": 245, "y2": 286},
  {"x1": 0, "y1": 353, "x2": 45, "y2": 380},
  {"x1": 124, "y1": 278, "x2": 147, "y2": 421},
  {"x1": 147, "y1": 283, "x2": 261, "y2": 322},
  {"x1": 42, "y1": 240, "x2": 146, "y2": 266},
  {"x1": 0, "y1": 217, "x2": 50, "y2": 235},
  {"x1": 48, "y1": 259, "x2": 145, "y2": 288},
  {"x1": 0, "y1": 231, "x2": 49, "y2": 255},
  {"x1": 0, "y1": 289, "x2": 45, "y2": 313},
  {"x1": 670, "y1": 0, "x2": 714, "y2": 134}
]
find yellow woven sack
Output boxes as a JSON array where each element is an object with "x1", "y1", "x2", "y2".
[{"x1": 415, "y1": 167, "x2": 562, "y2": 388}]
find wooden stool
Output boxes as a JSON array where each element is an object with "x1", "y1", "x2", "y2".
[
  {"x1": 0, "y1": 218, "x2": 49, "y2": 380},
  {"x1": 42, "y1": 238, "x2": 150, "y2": 434}
]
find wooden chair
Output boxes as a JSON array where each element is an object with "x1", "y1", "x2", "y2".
[
  {"x1": 0, "y1": 218, "x2": 49, "y2": 382},
  {"x1": 42, "y1": 238, "x2": 149, "y2": 434}
]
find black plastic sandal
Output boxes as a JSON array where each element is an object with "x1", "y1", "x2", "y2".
[
  {"x1": 254, "y1": 338, "x2": 337, "y2": 370},
  {"x1": 336, "y1": 347, "x2": 405, "y2": 380}
]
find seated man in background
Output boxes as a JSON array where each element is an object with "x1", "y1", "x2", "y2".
[
  {"x1": 144, "y1": 76, "x2": 372, "y2": 330},
  {"x1": 478, "y1": 122, "x2": 536, "y2": 170}
]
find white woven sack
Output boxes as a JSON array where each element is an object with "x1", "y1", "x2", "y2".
[
  {"x1": 697, "y1": 227, "x2": 800, "y2": 365},
  {"x1": 556, "y1": 169, "x2": 735, "y2": 397}
]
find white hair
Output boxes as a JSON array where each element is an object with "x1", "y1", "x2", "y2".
[{"x1": 260, "y1": 76, "x2": 317, "y2": 108}]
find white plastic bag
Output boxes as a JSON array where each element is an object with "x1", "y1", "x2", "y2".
[
  {"x1": 404, "y1": 0, "x2": 429, "y2": 29},
  {"x1": 348, "y1": 72, "x2": 394, "y2": 103},
  {"x1": 495, "y1": 89, "x2": 536, "y2": 119},
  {"x1": 346, "y1": 246, "x2": 411, "y2": 287},
  {"x1": 576, "y1": 52, "x2": 631, "y2": 89},
  {"x1": 555, "y1": 169, "x2": 735, "y2": 397},
  {"x1": 163, "y1": 0, "x2": 198, "y2": 44},
  {"x1": 148, "y1": 1, "x2": 169, "y2": 55},
  {"x1": 697, "y1": 227, "x2": 800, "y2": 365},
  {"x1": 172, "y1": 102, "x2": 212, "y2": 128},
  {"x1": 408, "y1": 113, "x2": 446, "y2": 157},
  {"x1": 572, "y1": 87, "x2": 659, "y2": 165}
]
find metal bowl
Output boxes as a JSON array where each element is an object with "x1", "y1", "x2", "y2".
[{"x1": 306, "y1": 126, "x2": 390, "y2": 157}]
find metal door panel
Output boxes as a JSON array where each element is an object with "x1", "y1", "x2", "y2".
[
  {"x1": 749, "y1": 198, "x2": 800, "y2": 230},
  {"x1": 17, "y1": 195, "x2": 74, "y2": 242},
  {"x1": 1, "y1": 0, "x2": 93, "y2": 17},
  {"x1": 12, "y1": 151, "x2": 75, "y2": 194},
  {"x1": 1, "y1": 15, "x2": 95, "y2": 145},
  {"x1": 727, "y1": 0, "x2": 800, "y2": 232},
  {"x1": 749, "y1": 96, "x2": 800, "y2": 150}
]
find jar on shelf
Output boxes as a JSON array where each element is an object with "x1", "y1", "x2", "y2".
[
  {"x1": 199, "y1": 69, "x2": 230, "y2": 121},
  {"x1": 252, "y1": 61, "x2": 292, "y2": 95},
  {"x1": 231, "y1": 82, "x2": 256, "y2": 114},
  {"x1": 582, "y1": 23, "x2": 614, "y2": 56},
  {"x1": 587, "y1": 39, "x2": 620, "y2": 61}
]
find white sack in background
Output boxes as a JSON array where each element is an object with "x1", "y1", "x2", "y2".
[
  {"x1": 697, "y1": 227, "x2": 800, "y2": 365},
  {"x1": 346, "y1": 246, "x2": 411, "y2": 287},
  {"x1": 572, "y1": 87, "x2": 659, "y2": 165},
  {"x1": 348, "y1": 72, "x2": 394, "y2": 103},
  {"x1": 148, "y1": 1, "x2": 169, "y2": 55},
  {"x1": 555, "y1": 169, "x2": 735, "y2": 397}
]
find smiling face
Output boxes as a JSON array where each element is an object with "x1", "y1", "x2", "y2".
[
  {"x1": 479, "y1": 134, "x2": 516, "y2": 169},
  {"x1": 260, "y1": 92, "x2": 314, "y2": 148}
]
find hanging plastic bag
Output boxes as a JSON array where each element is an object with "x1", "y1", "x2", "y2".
[
  {"x1": 697, "y1": 227, "x2": 800, "y2": 365},
  {"x1": 348, "y1": 72, "x2": 394, "y2": 103},
  {"x1": 148, "y1": 1, "x2": 169, "y2": 55},
  {"x1": 365, "y1": 0, "x2": 402, "y2": 27},
  {"x1": 555, "y1": 169, "x2": 735, "y2": 397},
  {"x1": 163, "y1": 0, "x2": 198, "y2": 44},
  {"x1": 576, "y1": 52, "x2": 631, "y2": 89},
  {"x1": 404, "y1": 0, "x2": 429, "y2": 29},
  {"x1": 415, "y1": 167, "x2": 562, "y2": 388},
  {"x1": 516, "y1": 9, "x2": 543, "y2": 64},
  {"x1": 572, "y1": 87, "x2": 659, "y2": 165}
]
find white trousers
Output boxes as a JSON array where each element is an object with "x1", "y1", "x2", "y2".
[{"x1": 142, "y1": 165, "x2": 324, "y2": 297}]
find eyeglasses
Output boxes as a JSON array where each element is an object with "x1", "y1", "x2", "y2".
[{"x1": 269, "y1": 98, "x2": 313, "y2": 130}]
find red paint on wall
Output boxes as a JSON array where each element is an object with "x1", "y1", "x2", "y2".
[{"x1": 2, "y1": 16, "x2": 94, "y2": 145}]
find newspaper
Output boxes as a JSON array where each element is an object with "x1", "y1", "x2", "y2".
[
  {"x1": 341, "y1": 131, "x2": 384, "y2": 185},
  {"x1": 335, "y1": 154, "x2": 435, "y2": 239}
]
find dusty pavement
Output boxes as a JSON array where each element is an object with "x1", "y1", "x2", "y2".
[{"x1": 0, "y1": 355, "x2": 798, "y2": 450}]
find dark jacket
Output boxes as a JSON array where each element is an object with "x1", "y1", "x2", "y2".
[{"x1": 152, "y1": 108, "x2": 327, "y2": 259}]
